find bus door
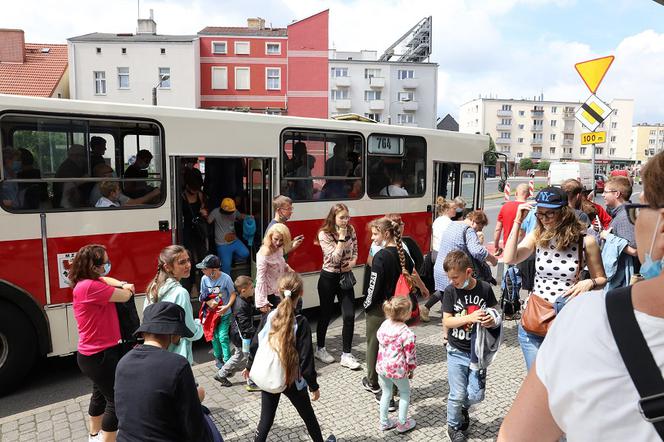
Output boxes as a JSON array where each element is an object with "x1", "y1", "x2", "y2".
[{"x1": 459, "y1": 164, "x2": 482, "y2": 210}]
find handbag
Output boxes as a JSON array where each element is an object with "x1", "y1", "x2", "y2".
[
  {"x1": 115, "y1": 296, "x2": 140, "y2": 354},
  {"x1": 249, "y1": 335, "x2": 287, "y2": 394},
  {"x1": 394, "y1": 273, "x2": 420, "y2": 322},
  {"x1": 339, "y1": 271, "x2": 356, "y2": 290},
  {"x1": 184, "y1": 192, "x2": 209, "y2": 240}
]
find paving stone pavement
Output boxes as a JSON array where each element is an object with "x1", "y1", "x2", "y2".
[{"x1": 0, "y1": 307, "x2": 527, "y2": 442}]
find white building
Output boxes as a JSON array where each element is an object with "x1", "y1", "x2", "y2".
[
  {"x1": 328, "y1": 50, "x2": 437, "y2": 128},
  {"x1": 68, "y1": 14, "x2": 200, "y2": 108},
  {"x1": 459, "y1": 97, "x2": 635, "y2": 174}
]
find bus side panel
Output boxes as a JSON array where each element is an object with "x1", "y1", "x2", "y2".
[
  {"x1": 286, "y1": 211, "x2": 431, "y2": 274},
  {"x1": 0, "y1": 238, "x2": 47, "y2": 305},
  {"x1": 46, "y1": 230, "x2": 171, "y2": 305}
]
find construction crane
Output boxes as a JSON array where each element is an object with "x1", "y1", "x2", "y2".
[{"x1": 378, "y1": 16, "x2": 432, "y2": 63}]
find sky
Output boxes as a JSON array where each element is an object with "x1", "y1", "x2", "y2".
[{"x1": 3, "y1": 0, "x2": 664, "y2": 123}]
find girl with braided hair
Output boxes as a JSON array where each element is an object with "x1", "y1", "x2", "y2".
[{"x1": 362, "y1": 217, "x2": 414, "y2": 409}]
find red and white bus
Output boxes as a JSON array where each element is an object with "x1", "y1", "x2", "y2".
[{"x1": 0, "y1": 94, "x2": 490, "y2": 392}]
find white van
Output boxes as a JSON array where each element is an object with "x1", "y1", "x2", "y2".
[{"x1": 547, "y1": 161, "x2": 594, "y2": 190}]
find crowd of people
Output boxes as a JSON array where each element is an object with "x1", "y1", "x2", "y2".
[{"x1": 67, "y1": 150, "x2": 664, "y2": 442}]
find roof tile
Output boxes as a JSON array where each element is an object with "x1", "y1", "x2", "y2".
[{"x1": 0, "y1": 43, "x2": 68, "y2": 97}]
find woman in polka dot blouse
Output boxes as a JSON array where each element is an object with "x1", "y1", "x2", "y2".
[{"x1": 503, "y1": 186, "x2": 606, "y2": 371}]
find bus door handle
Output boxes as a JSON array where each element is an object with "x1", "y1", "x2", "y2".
[
  {"x1": 426, "y1": 204, "x2": 432, "y2": 213},
  {"x1": 159, "y1": 220, "x2": 169, "y2": 232}
]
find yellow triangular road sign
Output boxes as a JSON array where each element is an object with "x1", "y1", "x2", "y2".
[{"x1": 575, "y1": 56, "x2": 614, "y2": 94}]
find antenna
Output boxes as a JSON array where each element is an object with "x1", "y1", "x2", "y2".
[
  {"x1": 379, "y1": 16, "x2": 432, "y2": 62},
  {"x1": 137, "y1": 0, "x2": 140, "y2": 19}
]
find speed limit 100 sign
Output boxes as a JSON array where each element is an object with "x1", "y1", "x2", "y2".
[{"x1": 581, "y1": 131, "x2": 606, "y2": 145}]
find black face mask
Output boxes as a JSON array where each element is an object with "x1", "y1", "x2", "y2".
[{"x1": 452, "y1": 209, "x2": 464, "y2": 220}]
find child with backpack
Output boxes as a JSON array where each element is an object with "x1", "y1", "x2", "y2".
[
  {"x1": 197, "y1": 254, "x2": 237, "y2": 369},
  {"x1": 213, "y1": 275, "x2": 259, "y2": 391},
  {"x1": 442, "y1": 251, "x2": 499, "y2": 442},
  {"x1": 244, "y1": 272, "x2": 336, "y2": 442},
  {"x1": 376, "y1": 296, "x2": 418, "y2": 433}
]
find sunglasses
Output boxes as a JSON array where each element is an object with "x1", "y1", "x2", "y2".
[{"x1": 624, "y1": 203, "x2": 654, "y2": 225}]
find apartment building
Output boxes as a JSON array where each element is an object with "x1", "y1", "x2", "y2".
[
  {"x1": 632, "y1": 123, "x2": 664, "y2": 164},
  {"x1": 459, "y1": 97, "x2": 635, "y2": 174},
  {"x1": 198, "y1": 11, "x2": 328, "y2": 118},
  {"x1": 328, "y1": 50, "x2": 437, "y2": 128},
  {"x1": 68, "y1": 12, "x2": 200, "y2": 107}
]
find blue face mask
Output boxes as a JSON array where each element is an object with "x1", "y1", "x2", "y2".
[
  {"x1": 11, "y1": 160, "x2": 21, "y2": 173},
  {"x1": 101, "y1": 262, "x2": 111, "y2": 276},
  {"x1": 460, "y1": 277, "x2": 470, "y2": 290},
  {"x1": 641, "y1": 217, "x2": 663, "y2": 280}
]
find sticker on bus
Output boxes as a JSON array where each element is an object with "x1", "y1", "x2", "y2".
[{"x1": 57, "y1": 252, "x2": 77, "y2": 288}]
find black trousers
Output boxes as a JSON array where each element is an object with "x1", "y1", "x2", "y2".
[
  {"x1": 77, "y1": 344, "x2": 122, "y2": 432},
  {"x1": 254, "y1": 384, "x2": 324, "y2": 442},
  {"x1": 316, "y1": 270, "x2": 355, "y2": 353},
  {"x1": 424, "y1": 290, "x2": 443, "y2": 310}
]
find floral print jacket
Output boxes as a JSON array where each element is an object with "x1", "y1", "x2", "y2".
[{"x1": 376, "y1": 319, "x2": 417, "y2": 379}]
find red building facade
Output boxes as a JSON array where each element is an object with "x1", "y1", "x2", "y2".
[{"x1": 198, "y1": 10, "x2": 328, "y2": 118}]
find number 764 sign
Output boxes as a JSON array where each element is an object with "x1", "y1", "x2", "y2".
[{"x1": 581, "y1": 131, "x2": 606, "y2": 145}]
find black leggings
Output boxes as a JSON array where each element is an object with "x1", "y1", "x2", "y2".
[
  {"x1": 77, "y1": 344, "x2": 122, "y2": 432},
  {"x1": 424, "y1": 290, "x2": 443, "y2": 310},
  {"x1": 254, "y1": 384, "x2": 324, "y2": 442},
  {"x1": 316, "y1": 270, "x2": 355, "y2": 353}
]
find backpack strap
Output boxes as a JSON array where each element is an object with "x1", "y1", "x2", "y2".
[{"x1": 606, "y1": 287, "x2": 664, "y2": 438}]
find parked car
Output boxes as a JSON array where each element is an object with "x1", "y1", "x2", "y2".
[
  {"x1": 595, "y1": 174, "x2": 607, "y2": 193},
  {"x1": 548, "y1": 161, "x2": 594, "y2": 190}
]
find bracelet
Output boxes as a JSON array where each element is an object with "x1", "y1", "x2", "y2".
[
  {"x1": 337, "y1": 239, "x2": 347, "y2": 243},
  {"x1": 591, "y1": 278, "x2": 597, "y2": 289}
]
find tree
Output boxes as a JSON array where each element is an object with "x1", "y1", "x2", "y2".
[
  {"x1": 483, "y1": 133, "x2": 497, "y2": 166},
  {"x1": 537, "y1": 160, "x2": 551, "y2": 171},
  {"x1": 520, "y1": 158, "x2": 535, "y2": 171}
]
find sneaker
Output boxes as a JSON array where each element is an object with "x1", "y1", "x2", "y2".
[
  {"x1": 214, "y1": 358, "x2": 224, "y2": 369},
  {"x1": 447, "y1": 426, "x2": 467, "y2": 442},
  {"x1": 340, "y1": 353, "x2": 361, "y2": 370},
  {"x1": 396, "y1": 418, "x2": 416, "y2": 433},
  {"x1": 374, "y1": 393, "x2": 396, "y2": 412},
  {"x1": 314, "y1": 347, "x2": 335, "y2": 364},
  {"x1": 213, "y1": 374, "x2": 232, "y2": 387},
  {"x1": 325, "y1": 435, "x2": 337, "y2": 442},
  {"x1": 420, "y1": 305, "x2": 430, "y2": 322},
  {"x1": 460, "y1": 407, "x2": 470, "y2": 431},
  {"x1": 245, "y1": 380, "x2": 261, "y2": 392},
  {"x1": 380, "y1": 418, "x2": 398, "y2": 431},
  {"x1": 362, "y1": 377, "x2": 381, "y2": 394},
  {"x1": 89, "y1": 432, "x2": 102, "y2": 442}
]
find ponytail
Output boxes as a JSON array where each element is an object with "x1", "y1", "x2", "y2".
[
  {"x1": 268, "y1": 273, "x2": 303, "y2": 385},
  {"x1": 146, "y1": 245, "x2": 187, "y2": 304},
  {"x1": 392, "y1": 221, "x2": 414, "y2": 290}
]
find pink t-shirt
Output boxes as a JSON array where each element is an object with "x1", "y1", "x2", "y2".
[{"x1": 73, "y1": 279, "x2": 120, "y2": 356}]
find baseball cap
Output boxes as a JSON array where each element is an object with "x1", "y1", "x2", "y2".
[
  {"x1": 535, "y1": 186, "x2": 568, "y2": 209},
  {"x1": 134, "y1": 302, "x2": 193, "y2": 338},
  {"x1": 196, "y1": 254, "x2": 221, "y2": 269},
  {"x1": 220, "y1": 198, "x2": 236, "y2": 213}
]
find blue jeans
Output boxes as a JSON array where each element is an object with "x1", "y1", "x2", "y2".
[
  {"x1": 378, "y1": 375, "x2": 410, "y2": 425},
  {"x1": 517, "y1": 323, "x2": 544, "y2": 371},
  {"x1": 216, "y1": 240, "x2": 249, "y2": 275},
  {"x1": 446, "y1": 345, "x2": 485, "y2": 430}
]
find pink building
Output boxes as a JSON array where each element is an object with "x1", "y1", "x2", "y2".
[{"x1": 198, "y1": 10, "x2": 328, "y2": 118}]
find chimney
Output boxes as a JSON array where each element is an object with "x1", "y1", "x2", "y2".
[
  {"x1": 0, "y1": 29, "x2": 25, "y2": 63},
  {"x1": 137, "y1": 9, "x2": 157, "y2": 35},
  {"x1": 247, "y1": 17, "x2": 265, "y2": 29}
]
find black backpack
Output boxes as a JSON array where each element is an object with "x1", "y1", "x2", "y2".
[{"x1": 500, "y1": 266, "x2": 522, "y2": 319}]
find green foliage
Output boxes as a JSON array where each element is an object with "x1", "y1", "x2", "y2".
[
  {"x1": 537, "y1": 161, "x2": 551, "y2": 171},
  {"x1": 483, "y1": 134, "x2": 497, "y2": 166},
  {"x1": 519, "y1": 158, "x2": 535, "y2": 171}
]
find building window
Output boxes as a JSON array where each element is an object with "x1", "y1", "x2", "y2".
[
  {"x1": 564, "y1": 133, "x2": 574, "y2": 141},
  {"x1": 398, "y1": 91, "x2": 414, "y2": 102},
  {"x1": 235, "y1": 41, "x2": 250, "y2": 55},
  {"x1": 500, "y1": 146, "x2": 511, "y2": 153},
  {"x1": 330, "y1": 67, "x2": 348, "y2": 77},
  {"x1": 550, "y1": 134, "x2": 556, "y2": 141},
  {"x1": 650, "y1": 130, "x2": 657, "y2": 136},
  {"x1": 397, "y1": 114, "x2": 414, "y2": 124},
  {"x1": 610, "y1": 148, "x2": 616, "y2": 155},
  {"x1": 610, "y1": 135, "x2": 616, "y2": 142},
  {"x1": 117, "y1": 67, "x2": 130, "y2": 89},
  {"x1": 518, "y1": 138, "x2": 524, "y2": 143},
  {"x1": 365, "y1": 68, "x2": 381, "y2": 78},
  {"x1": 533, "y1": 133, "x2": 543, "y2": 141},
  {"x1": 595, "y1": 147, "x2": 603, "y2": 154},
  {"x1": 550, "y1": 147, "x2": 556, "y2": 154},
  {"x1": 551, "y1": 106, "x2": 557, "y2": 113},
  {"x1": 121, "y1": 48, "x2": 127, "y2": 54},
  {"x1": 160, "y1": 48, "x2": 166, "y2": 54},
  {"x1": 501, "y1": 119, "x2": 512, "y2": 125},
  {"x1": 649, "y1": 139, "x2": 656, "y2": 145},
  {"x1": 265, "y1": 42, "x2": 281, "y2": 55},
  {"x1": 519, "y1": 110, "x2": 525, "y2": 116},
  {"x1": 397, "y1": 69, "x2": 414, "y2": 79},
  {"x1": 364, "y1": 90, "x2": 382, "y2": 101},
  {"x1": 212, "y1": 41, "x2": 227, "y2": 54},
  {"x1": 502, "y1": 104, "x2": 512, "y2": 111},
  {"x1": 364, "y1": 113, "x2": 381, "y2": 122},
  {"x1": 330, "y1": 89, "x2": 349, "y2": 100},
  {"x1": 158, "y1": 67, "x2": 170, "y2": 88},
  {"x1": 534, "y1": 119, "x2": 543, "y2": 126},
  {"x1": 500, "y1": 132, "x2": 511, "y2": 139},
  {"x1": 211, "y1": 67, "x2": 228, "y2": 89},
  {"x1": 550, "y1": 120, "x2": 557, "y2": 127},
  {"x1": 611, "y1": 121, "x2": 617, "y2": 129},
  {"x1": 518, "y1": 124, "x2": 524, "y2": 129},
  {"x1": 266, "y1": 68, "x2": 281, "y2": 90},
  {"x1": 94, "y1": 71, "x2": 106, "y2": 95},
  {"x1": 517, "y1": 152, "x2": 523, "y2": 159},
  {"x1": 235, "y1": 67, "x2": 250, "y2": 90},
  {"x1": 96, "y1": 47, "x2": 101, "y2": 54}
]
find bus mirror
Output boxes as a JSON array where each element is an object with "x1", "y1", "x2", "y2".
[{"x1": 498, "y1": 179, "x2": 506, "y2": 193}]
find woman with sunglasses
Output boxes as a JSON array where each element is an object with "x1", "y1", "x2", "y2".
[
  {"x1": 499, "y1": 152, "x2": 664, "y2": 442},
  {"x1": 503, "y1": 186, "x2": 606, "y2": 371}
]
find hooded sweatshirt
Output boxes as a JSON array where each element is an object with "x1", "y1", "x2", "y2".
[
  {"x1": 376, "y1": 319, "x2": 417, "y2": 379},
  {"x1": 144, "y1": 278, "x2": 203, "y2": 364}
]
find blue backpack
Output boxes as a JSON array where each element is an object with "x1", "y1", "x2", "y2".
[{"x1": 501, "y1": 266, "x2": 522, "y2": 318}]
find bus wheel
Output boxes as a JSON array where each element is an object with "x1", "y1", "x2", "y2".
[{"x1": 0, "y1": 301, "x2": 37, "y2": 395}]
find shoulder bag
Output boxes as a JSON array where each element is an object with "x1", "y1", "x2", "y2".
[{"x1": 249, "y1": 326, "x2": 287, "y2": 393}]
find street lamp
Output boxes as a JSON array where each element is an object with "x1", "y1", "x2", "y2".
[
  {"x1": 151, "y1": 74, "x2": 170, "y2": 106},
  {"x1": 387, "y1": 98, "x2": 411, "y2": 125}
]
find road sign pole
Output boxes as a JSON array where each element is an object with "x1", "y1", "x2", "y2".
[{"x1": 592, "y1": 143, "x2": 596, "y2": 192}]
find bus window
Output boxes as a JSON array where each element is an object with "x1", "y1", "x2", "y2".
[
  {"x1": 367, "y1": 134, "x2": 426, "y2": 198},
  {"x1": 0, "y1": 113, "x2": 164, "y2": 212},
  {"x1": 460, "y1": 170, "x2": 477, "y2": 208},
  {"x1": 280, "y1": 130, "x2": 363, "y2": 201}
]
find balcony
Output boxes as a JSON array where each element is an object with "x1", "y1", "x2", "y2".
[
  {"x1": 495, "y1": 138, "x2": 512, "y2": 145},
  {"x1": 368, "y1": 99, "x2": 385, "y2": 110},
  {"x1": 531, "y1": 138, "x2": 544, "y2": 146},
  {"x1": 402, "y1": 78, "x2": 418, "y2": 89},
  {"x1": 563, "y1": 139, "x2": 573, "y2": 146},
  {"x1": 401, "y1": 101, "x2": 418, "y2": 112},
  {"x1": 369, "y1": 77, "x2": 385, "y2": 88},
  {"x1": 531, "y1": 125, "x2": 543, "y2": 132},
  {"x1": 531, "y1": 151, "x2": 543, "y2": 159},
  {"x1": 496, "y1": 124, "x2": 512, "y2": 131},
  {"x1": 563, "y1": 110, "x2": 575, "y2": 119},
  {"x1": 531, "y1": 109, "x2": 544, "y2": 117},
  {"x1": 497, "y1": 110, "x2": 512, "y2": 117},
  {"x1": 334, "y1": 99, "x2": 351, "y2": 110},
  {"x1": 561, "y1": 150, "x2": 574, "y2": 159},
  {"x1": 333, "y1": 76, "x2": 351, "y2": 88}
]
